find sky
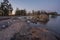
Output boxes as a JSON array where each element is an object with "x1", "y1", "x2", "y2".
[{"x1": 0, "y1": 0, "x2": 60, "y2": 14}]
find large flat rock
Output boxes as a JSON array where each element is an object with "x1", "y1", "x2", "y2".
[
  {"x1": 11, "y1": 27, "x2": 59, "y2": 40},
  {"x1": 0, "y1": 20, "x2": 26, "y2": 40}
]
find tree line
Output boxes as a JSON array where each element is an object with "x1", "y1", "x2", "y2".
[
  {"x1": 15, "y1": 8, "x2": 57, "y2": 16},
  {"x1": 15, "y1": 8, "x2": 26, "y2": 16},
  {"x1": 0, "y1": 0, "x2": 58, "y2": 16}
]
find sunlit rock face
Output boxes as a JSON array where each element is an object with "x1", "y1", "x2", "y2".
[
  {"x1": 39, "y1": 14, "x2": 49, "y2": 22},
  {"x1": 30, "y1": 28, "x2": 57, "y2": 40},
  {"x1": 11, "y1": 27, "x2": 58, "y2": 40}
]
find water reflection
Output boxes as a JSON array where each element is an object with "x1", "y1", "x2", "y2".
[
  {"x1": 39, "y1": 19, "x2": 49, "y2": 24},
  {"x1": 51, "y1": 15, "x2": 57, "y2": 18},
  {"x1": 46, "y1": 16, "x2": 60, "y2": 33}
]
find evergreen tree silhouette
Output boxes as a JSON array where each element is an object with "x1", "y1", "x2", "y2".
[{"x1": 0, "y1": 0, "x2": 13, "y2": 16}]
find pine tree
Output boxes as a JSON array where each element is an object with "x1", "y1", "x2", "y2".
[{"x1": 0, "y1": 0, "x2": 13, "y2": 16}]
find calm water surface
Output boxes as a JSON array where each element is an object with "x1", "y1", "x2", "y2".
[{"x1": 46, "y1": 16, "x2": 60, "y2": 34}]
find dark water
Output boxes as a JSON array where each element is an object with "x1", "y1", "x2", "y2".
[{"x1": 46, "y1": 16, "x2": 60, "y2": 34}]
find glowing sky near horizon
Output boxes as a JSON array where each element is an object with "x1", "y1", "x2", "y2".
[{"x1": 0, "y1": 0, "x2": 60, "y2": 14}]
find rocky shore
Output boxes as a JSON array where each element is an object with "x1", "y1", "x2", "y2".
[
  {"x1": 0, "y1": 17, "x2": 60, "y2": 40},
  {"x1": 0, "y1": 19, "x2": 27, "y2": 40},
  {"x1": 11, "y1": 25, "x2": 60, "y2": 40}
]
